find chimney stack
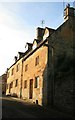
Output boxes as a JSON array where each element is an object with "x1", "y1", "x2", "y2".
[
  {"x1": 64, "y1": 4, "x2": 75, "y2": 22},
  {"x1": 36, "y1": 27, "x2": 45, "y2": 40}
]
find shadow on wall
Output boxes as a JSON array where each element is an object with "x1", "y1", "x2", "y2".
[
  {"x1": 42, "y1": 51, "x2": 75, "y2": 115},
  {"x1": 42, "y1": 63, "x2": 48, "y2": 107},
  {"x1": 54, "y1": 53, "x2": 74, "y2": 114}
]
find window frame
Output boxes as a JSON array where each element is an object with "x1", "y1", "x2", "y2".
[
  {"x1": 7, "y1": 72, "x2": 10, "y2": 78},
  {"x1": 10, "y1": 82, "x2": 13, "y2": 88},
  {"x1": 6, "y1": 84, "x2": 8, "y2": 89},
  {"x1": 34, "y1": 76, "x2": 40, "y2": 88},
  {"x1": 25, "y1": 64, "x2": 28, "y2": 71},
  {"x1": 15, "y1": 79, "x2": 18, "y2": 87},
  {"x1": 11, "y1": 68, "x2": 14, "y2": 75},
  {"x1": 35, "y1": 56, "x2": 39, "y2": 66}
]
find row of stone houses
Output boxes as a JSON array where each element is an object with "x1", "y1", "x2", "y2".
[
  {"x1": 6, "y1": 26, "x2": 55, "y2": 105},
  {"x1": 6, "y1": 5, "x2": 75, "y2": 114}
]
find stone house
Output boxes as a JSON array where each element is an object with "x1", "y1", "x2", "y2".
[
  {"x1": 6, "y1": 53, "x2": 24, "y2": 97},
  {"x1": 47, "y1": 5, "x2": 75, "y2": 113},
  {"x1": 6, "y1": 27, "x2": 55, "y2": 102},
  {"x1": 6, "y1": 5, "x2": 75, "y2": 114}
]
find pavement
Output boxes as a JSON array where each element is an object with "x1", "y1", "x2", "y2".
[{"x1": 1, "y1": 95, "x2": 75, "y2": 119}]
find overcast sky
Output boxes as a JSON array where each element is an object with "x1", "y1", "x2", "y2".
[{"x1": 0, "y1": 2, "x2": 73, "y2": 76}]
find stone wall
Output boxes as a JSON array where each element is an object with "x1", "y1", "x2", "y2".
[
  {"x1": 22, "y1": 44, "x2": 48, "y2": 105},
  {"x1": 6, "y1": 58, "x2": 23, "y2": 98},
  {"x1": 48, "y1": 17, "x2": 75, "y2": 114}
]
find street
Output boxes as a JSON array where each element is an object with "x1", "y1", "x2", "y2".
[{"x1": 1, "y1": 95, "x2": 75, "y2": 119}]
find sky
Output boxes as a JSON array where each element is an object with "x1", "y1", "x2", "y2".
[{"x1": 0, "y1": 1, "x2": 74, "y2": 76}]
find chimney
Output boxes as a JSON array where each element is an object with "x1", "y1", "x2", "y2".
[
  {"x1": 36, "y1": 27, "x2": 45, "y2": 40},
  {"x1": 64, "y1": 4, "x2": 75, "y2": 22}
]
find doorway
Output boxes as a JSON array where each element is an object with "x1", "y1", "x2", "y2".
[{"x1": 29, "y1": 79, "x2": 33, "y2": 99}]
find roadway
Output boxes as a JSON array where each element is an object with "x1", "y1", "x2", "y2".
[{"x1": 1, "y1": 95, "x2": 75, "y2": 119}]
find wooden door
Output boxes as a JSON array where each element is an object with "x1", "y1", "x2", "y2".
[{"x1": 29, "y1": 79, "x2": 33, "y2": 99}]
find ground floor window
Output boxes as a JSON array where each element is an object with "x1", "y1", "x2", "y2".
[
  {"x1": 6, "y1": 84, "x2": 8, "y2": 89},
  {"x1": 34, "y1": 76, "x2": 40, "y2": 88},
  {"x1": 15, "y1": 79, "x2": 18, "y2": 87}
]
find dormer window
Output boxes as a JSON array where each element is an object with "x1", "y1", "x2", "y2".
[
  {"x1": 43, "y1": 28, "x2": 49, "y2": 40},
  {"x1": 25, "y1": 42, "x2": 33, "y2": 51},
  {"x1": 32, "y1": 40, "x2": 37, "y2": 50}
]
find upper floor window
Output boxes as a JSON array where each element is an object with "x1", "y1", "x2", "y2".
[
  {"x1": 16, "y1": 63, "x2": 20, "y2": 72},
  {"x1": 34, "y1": 76, "x2": 40, "y2": 88},
  {"x1": 35, "y1": 56, "x2": 39, "y2": 66},
  {"x1": 24, "y1": 80, "x2": 27, "y2": 88},
  {"x1": 11, "y1": 68, "x2": 14, "y2": 75},
  {"x1": 74, "y1": 10, "x2": 75, "y2": 16},
  {"x1": 6, "y1": 84, "x2": 8, "y2": 89},
  {"x1": 7, "y1": 72, "x2": 10, "y2": 78},
  {"x1": 25, "y1": 64, "x2": 28, "y2": 71},
  {"x1": 15, "y1": 79, "x2": 18, "y2": 87},
  {"x1": 32, "y1": 40, "x2": 37, "y2": 50},
  {"x1": 10, "y1": 82, "x2": 13, "y2": 88}
]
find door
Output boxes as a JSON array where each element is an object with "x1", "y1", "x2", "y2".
[
  {"x1": 29, "y1": 79, "x2": 33, "y2": 99},
  {"x1": 20, "y1": 88, "x2": 22, "y2": 98}
]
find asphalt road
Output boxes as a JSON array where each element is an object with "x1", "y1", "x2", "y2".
[{"x1": 1, "y1": 95, "x2": 75, "y2": 119}]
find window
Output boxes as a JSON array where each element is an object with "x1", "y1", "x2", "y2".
[
  {"x1": 7, "y1": 72, "x2": 10, "y2": 78},
  {"x1": 6, "y1": 84, "x2": 8, "y2": 89},
  {"x1": 25, "y1": 64, "x2": 28, "y2": 71},
  {"x1": 16, "y1": 63, "x2": 20, "y2": 72},
  {"x1": 74, "y1": 10, "x2": 75, "y2": 16},
  {"x1": 15, "y1": 79, "x2": 18, "y2": 87},
  {"x1": 10, "y1": 82, "x2": 13, "y2": 88},
  {"x1": 35, "y1": 56, "x2": 39, "y2": 66},
  {"x1": 24, "y1": 80, "x2": 27, "y2": 88},
  {"x1": 11, "y1": 68, "x2": 14, "y2": 75},
  {"x1": 34, "y1": 76, "x2": 40, "y2": 88},
  {"x1": 33, "y1": 41, "x2": 37, "y2": 50}
]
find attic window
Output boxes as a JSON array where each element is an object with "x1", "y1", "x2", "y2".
[
  {"x1": 33, "y1": 41, "x2": 37, "y2": 50},
  {"x1": 43, "y1": 29, "x2": 49, "y2": 40}
]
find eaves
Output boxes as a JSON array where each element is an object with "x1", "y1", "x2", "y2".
[{"x1": 23, "y1": 39, "x2": 48, "y2": 62}]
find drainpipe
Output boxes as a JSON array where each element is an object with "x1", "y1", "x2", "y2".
[
  {"x1": 20, "y1": 60, "x2": 23, "y2": 98},
  {"x1": 44, "y1": 40, "x2": 54, "y2": 107}
]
